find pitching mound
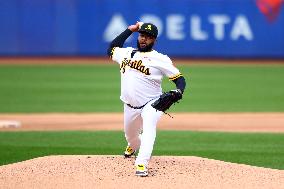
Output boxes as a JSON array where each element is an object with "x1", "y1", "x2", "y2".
[{"x1": 0, "y1": 156, "x2": 283, "y2": 189}]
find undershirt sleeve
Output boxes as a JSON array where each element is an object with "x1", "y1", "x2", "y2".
[
  {"x1": 172, "y1": 76, "x2": 186, "y2": 93},
  {"x1": 107, "y1": 29, "x2": 133, "y2": 57}
]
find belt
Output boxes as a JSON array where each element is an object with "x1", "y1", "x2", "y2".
[
  {"x1": 126, "y1": 100, "x2": 151, "y2": 109},
  {"x1": 126, "y1": 103, "x2": 146, "y2": 109}
]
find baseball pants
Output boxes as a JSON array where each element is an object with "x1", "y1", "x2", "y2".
[{"x1": 123, "y1": 99, "x2": 163, "y2": 166}]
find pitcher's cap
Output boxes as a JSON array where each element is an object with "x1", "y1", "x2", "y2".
[{"x1": 138, "y1": 23, "x2": 158, "y2": 38}]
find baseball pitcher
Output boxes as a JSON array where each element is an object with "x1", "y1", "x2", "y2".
[{"x1": 107, "y1": 22, "x2": 186, "y2": 177}]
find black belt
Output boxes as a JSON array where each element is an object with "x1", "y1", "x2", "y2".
[
  {"x1": 126, "y1": 103, "x2": 146, "y2": 109},
  {"x1": 126, "y1": 100, "x2": 151, "y2": 109}
]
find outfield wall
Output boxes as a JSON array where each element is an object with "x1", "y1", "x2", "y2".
[{"x1": 0, "y1": 0, "x2": 284, "y2": 58}]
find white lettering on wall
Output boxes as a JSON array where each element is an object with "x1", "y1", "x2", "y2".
[
  {"x1": 208, "y1": 15, "x2": 230, "y2": 40},
  {"x1": 190, "y1": 15, "x2": 208, "y2": 40},
  {"x1": 231, "y1": 15, "x2": 253, "y2": 40},
  {"x1": 103, "y1": 14, "x2": 254, "y2": 42},
  {"x1": 103, "y1": 14, "x2": 130, "y2": 42},
  {"x1": 166, "y1": 14, "x2": 185, "y2": 40}
]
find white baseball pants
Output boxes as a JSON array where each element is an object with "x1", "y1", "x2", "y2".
[{"x1": 123, "y1": 99, "x2": 163, "y2": 166}]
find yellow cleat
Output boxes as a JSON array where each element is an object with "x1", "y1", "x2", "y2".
[
  {"x1": 135, "y1": 164, "x2": 148, "y2": 177},
  {"x1": 124, "y1": 146, "x2": 136, "y2": 158}
]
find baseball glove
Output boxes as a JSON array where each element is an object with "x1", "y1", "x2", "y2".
[{"x1": 151, "y1": 89, "x2": 183, "y2": 113}]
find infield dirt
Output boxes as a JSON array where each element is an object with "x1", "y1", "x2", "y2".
[
  {"x1": 0, "y1": 155, "x2": 283, "y2": 189},
  {"x1": 1, "y1": 112, "x2": 284, "y2": 132}
]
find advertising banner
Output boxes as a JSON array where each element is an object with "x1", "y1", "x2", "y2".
[{"x1": 0, "y1": 0, "x2": 283, "y2": 58}]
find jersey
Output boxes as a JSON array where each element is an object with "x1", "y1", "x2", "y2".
[{"x1": 112, "y1": 47, "x2": 182, "y2": 107}]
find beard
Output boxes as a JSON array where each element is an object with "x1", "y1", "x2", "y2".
[{"x1": 137, "y1": 40, "x2": 154, "y2": 52}]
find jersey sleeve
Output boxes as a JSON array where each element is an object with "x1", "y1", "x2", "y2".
[
  {"x1": 158, "y1": 55, "x2": 183, "y2": 80},
  {"x1": 112, "y1": 47, "x2": 133, "y2": 65}
]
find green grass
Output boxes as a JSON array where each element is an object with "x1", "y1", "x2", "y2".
[
  {"x1": 0, "y1": 63, "x2": 284, "y2": 112},
  {"x1": 1, "y1": 131, "x2": 283, "y2": 170},
  {"x1": 0, "y1": 64, "x2": 122, "y2": 112},
  {"x1": 182, "y1": 64, "x2": 284, "y2": 112}
]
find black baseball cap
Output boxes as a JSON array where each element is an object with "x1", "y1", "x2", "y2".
[{"x1": 138, "y1": 23, "x2": 158, "y2": 38}]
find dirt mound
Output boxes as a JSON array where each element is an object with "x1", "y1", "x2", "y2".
[{"x1": 0, "y1": 155, "x2": 283, "y2": 189}]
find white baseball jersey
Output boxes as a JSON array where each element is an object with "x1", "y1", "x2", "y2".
[{"x1": 112, "y1": 47, "x2": 182, "y2": 107}]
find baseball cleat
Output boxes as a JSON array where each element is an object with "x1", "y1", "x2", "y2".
[
  {"x1": 135, "y1": 164, "x2": 148, "y2": 177},
  {"x1": 124, "y1": 146, "x2": 136, "y2": 158}
]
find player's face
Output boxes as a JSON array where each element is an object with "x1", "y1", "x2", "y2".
[{"x1": 137, "y1": 33, "x2": 156, "y2": 52}]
